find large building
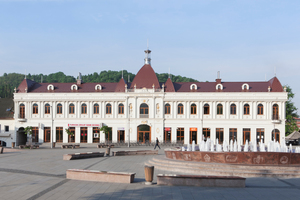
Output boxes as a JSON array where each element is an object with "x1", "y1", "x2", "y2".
[{"x1": 13, "y1": 49, "x2": 288, "y2": 147}]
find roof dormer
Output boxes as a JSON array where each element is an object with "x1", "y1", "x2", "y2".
[
  {"x1": 190, "y1": 84, "x2": 197, "y2": 91},
  {"x1": 242, "y1": 83, "x2": 249, "y2": 91},
  {"x1": 216, "y1": 83, "x2": 223, "y2": 91},
  {"x1": 95, "y1": 84, "x2": 102, "y2": 91},
  {"x1": 47, "y1": 84, "x2": 54, "y2": 91},
  {"x1": 71, "y1": 84, "x2": 78, "y2": 91}
]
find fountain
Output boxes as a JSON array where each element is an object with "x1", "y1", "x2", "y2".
[{"x1": 168, "y1": 138, "x2": 300, "y2": 166}]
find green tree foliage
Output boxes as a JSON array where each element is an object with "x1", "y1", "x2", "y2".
[
  {"x1": 0, "y1": 70, "x2": 197, "y2": 98},
  {"x1": 285, "y1": 85, "x2": 299, "y2": 135}
]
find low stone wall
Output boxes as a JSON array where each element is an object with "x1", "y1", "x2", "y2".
[
  {"x1": 157, "y1": 174, "x2": 245, "y2": 187},
  {"x1": 66, "y1": 169, "x2": 135, "y2": 183},
  {"x1": 165, "y1": 150, "x2": 300, "y2": 166},
  {"x1": 112, "y1": 150, "x2": 158, "y2": 156},
  {"x1": 63, "y1": 152, "x2": 104, "y2": 160}
]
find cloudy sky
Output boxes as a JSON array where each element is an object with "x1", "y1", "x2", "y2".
[{"x1": 0, "y1": 0, "x2": 299, "y2": 114}]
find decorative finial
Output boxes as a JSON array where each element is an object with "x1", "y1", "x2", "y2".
[{"x1": 144, "y1": 40, "x2": 151, "y2": 65}]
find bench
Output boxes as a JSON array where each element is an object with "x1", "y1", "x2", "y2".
[
  {"x1": 19, "y1": 144, "x2": 39, "y2": 149},
  {"x1": 61, "y1": 144, "x2": 80, "y2": 149},
  {"x1": 66, "y1": 169, "x2": 135, "y2": 183},
  {"x1": 157, "y1": 174, "x2": 246, "y2": 188},
  {"x1": 63, "y1": 152, "x2": 105, "y2": 160},
  {"x1": 112, "y1": 150, "x2": 158, "y2": 156},
  {"x1": 97, "y1": 144, "x2": 114, "y2": 148}
]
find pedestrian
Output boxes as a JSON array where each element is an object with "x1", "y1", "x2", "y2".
[{"x1": 154, "y1": 137, "x2": 160, "y2": 149}]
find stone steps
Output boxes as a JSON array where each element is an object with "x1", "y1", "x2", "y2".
[{"x1": 146, "y1": 156, "x2": 300, "y2": 178}]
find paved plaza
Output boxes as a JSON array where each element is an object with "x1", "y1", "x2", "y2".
[{"x1": 0, "y1": 145, "x2": 300, "y2": 200}]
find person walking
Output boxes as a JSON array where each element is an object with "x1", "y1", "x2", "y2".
[{"x1": 154, "y1": 137, "x2": 160, "y2": 149}]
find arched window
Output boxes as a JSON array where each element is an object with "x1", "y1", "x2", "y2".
[
  {"x1": 69, "y1": 103, "x2": 75, "y2": 114},
  {"x1": 244, "y1": 104, "x2": 250, "y2": 115},
  {"x1": 204, "y1": 103, "x2": 210, "y2": 115},
  {"x1": 230, "y1": 104, "x2": 236, "y2": 115},
  {"x1": 57, "y1": 103, "x2": 62, "y2": 114},
  {"x1": 140, "y1": 103, "x2": 149, "y2": 118},
  {"x1": 33, "y1": 103, "x2": 38, "y2": 114},
  {"x1": 140, "y1": 103, "x2": 148, "y2": 114},
  {"x1": 272, "y1": 104, "x2": 279, "y2": 120},
  {"x1": 165, "y1": 103, "x2": 171, "y2": 114},
  {"x1": 217, "y1": 103, "x2": 223, "y2": 115},
  {"x1": 94, "y1": 103, "x2": 99, "y2": 114},
  {"x1": 272, "y1": 129, "x2": 280, "y2": 143},
  {"x1": 178, "y1": 103, "x2": 183, "y2": 115},
  {"x1": 81, "y1": 103, "x2": 87, "y2": 114},
  {"x1": 118, "y1": 103, "x2": 124, "y2": 114},
  {"x1": 20, "y1": 103, "x2": 25, "y2": 118},
  {"x1": 106, "y1": 103, "x2": 112, "y2": 114},
  {"x1": 257, "y1": 104, "x2": 263, "y2": 115},
  {"x1": 191, "y1": 103, "x2": 196, "y2": 115},
  {"x1": 45, "y1": 103, "x2": 50, "y2": 114}
]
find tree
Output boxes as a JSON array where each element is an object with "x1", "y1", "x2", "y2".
[
  {"x1": 100, "y1": 126, "x2": 111, "y2": 143},
  {"x1": 285, "y1": 85, "x2": 299, "y2": 135}
]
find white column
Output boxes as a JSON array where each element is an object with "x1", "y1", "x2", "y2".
[
  {"x1": 75, "y1": 127, "x2": 80, "y2": 143},
  {"x1": 88, "y1": 127, "x2": 93, "y2": 143}
]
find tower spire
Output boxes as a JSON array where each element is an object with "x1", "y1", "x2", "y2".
[{"x1": 144, "y1": 40, "x2": 151, "y2": 65}]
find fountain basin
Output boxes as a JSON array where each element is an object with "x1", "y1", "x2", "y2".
[{"x1": 165, "y1": 150, "x2": 300, "y2": 166}]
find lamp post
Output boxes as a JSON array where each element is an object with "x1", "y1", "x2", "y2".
[
  {"x1": 51, "y1": 105, "x2": 54, "y2": 149},
  {"x1": 128, "y1": 105, "x2": 130, "y2": 148}
]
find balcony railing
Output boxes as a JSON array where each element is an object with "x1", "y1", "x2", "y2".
[
  {"x1": 272, "y1": 115, "x2": 281, "y2": 124},
  {"x1": 140, "y1": 114, "x2": 149, "y2": 118},
  {"x1": 18, "y1": 114, "x2": 26, "y2": 122}
]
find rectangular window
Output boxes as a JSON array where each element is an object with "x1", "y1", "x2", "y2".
[
  {"x1": 5, "y1": 126, "x2": 9, "y2": 132},
  {"x1": 177, "y1": 128, "x2": 184, "y2": 142},
  {"x1": 32, "y1": 127, "x2": 39, "y2": 143},
  {"x1": 56, "y1": 127, "x2": 63, "y2": 142},
  {"x1": 68, "y1": 127, "x2": 75, "y2": 143},
  {"x1": 229, "y1": 128, "x2": 237, "y2": 141},
  {"x1": 203, "y1": 128, "x2": 210, "y2": 141},
  {"x1": 243, "y1": 128, "x2": 251, "y2": 144},
  {"x1": 216, "y1": 128, "x2": 224, "y2": 144},
  {"x1": 93, "y1": 127, "x2": 100, "y2": 143},
  {"x1": 256, "y1": 128, "x2": 264, "y2": 144}
]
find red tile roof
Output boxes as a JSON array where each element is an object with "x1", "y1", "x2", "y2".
[
  {"x1": 164, "y1": 78, "x2": 175, "y2": 92},
  {"x1": 130, "y1": 64, "x2": 160, "y2": 89},
  {"x1": 115, "y1": 78, "x2": 126, "y2": 92},
  {"x1": 16, "y1": 66, "x2": 284, "y2": 93}
]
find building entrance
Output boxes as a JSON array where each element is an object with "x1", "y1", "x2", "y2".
[
  {"x1": 137, "y1": 125, "x2": 151, "y2": 144},
  {"x1": 44, "y1": 127, "x2": 50, "y2": 143},
  {"x1": 164, "y1": 127, "x2": 171, "y2": 143},
  {"x1": 118, "y1": 130, "x2": 125, "y2": 142},
  {"x1": 190, "y1": 128, "x2": 197, "y2": 144}
]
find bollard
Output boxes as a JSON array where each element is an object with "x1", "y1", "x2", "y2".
[
  {"x1": 105, "y1": 147, "x2": 111, "y2": 156},
  {"x1": 144, "y1": 165, "x2": 154, "y2": 185}
]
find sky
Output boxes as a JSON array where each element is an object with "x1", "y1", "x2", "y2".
[{"x1": 0, "y1": 0, "x2": 299, "y2": 114}]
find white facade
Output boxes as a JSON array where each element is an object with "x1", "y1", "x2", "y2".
[
  {"x1": 0, "y1": 119, "x2": 14, "y2": 147},
  {"x1": 13, "y1": 86, "x2": 287, "y2": 145}
]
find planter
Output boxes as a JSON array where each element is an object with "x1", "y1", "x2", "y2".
[
  {"x1": 144, "y1": 165, "x2": 154, "y2": 185},
  {"x1": 11, "y1": 142, "x2": 15, "y2": 148}
]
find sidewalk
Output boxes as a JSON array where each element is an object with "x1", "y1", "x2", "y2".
[{"x1": 0, "y1": 146, "x2": 299, "y2": 200}]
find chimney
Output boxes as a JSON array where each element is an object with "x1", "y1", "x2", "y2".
[
  {"x1": 216, "y1": 71, "x2": 221, "y2": 84},
  {"x1": 77, "y1": 72, "x2": 82, "y2": 85}
]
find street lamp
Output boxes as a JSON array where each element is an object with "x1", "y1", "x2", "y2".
[
  {"x1": 50, "y1": 105, "x2": 53, "y2": 149},
  {"x1": 128, "y1": 105, "x2": 130, "y2": 148}
]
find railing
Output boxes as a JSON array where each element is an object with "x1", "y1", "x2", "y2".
[
  {"x1": 18, "y1": 114, "x2": 26, "y2": 122},
  {"x1": 140, "y1": 114, "x2": 149, "y2": 118}
]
